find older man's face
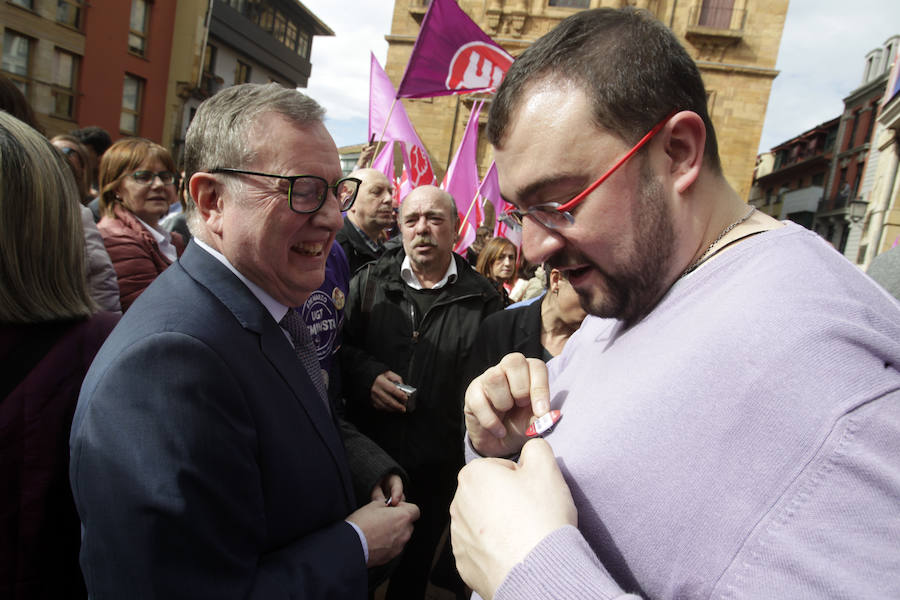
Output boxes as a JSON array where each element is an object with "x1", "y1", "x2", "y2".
[
  {"x1": 349, "y1": 168, "x2": 393, "y2": 232},
  {"x1": 218, "y1": 112, "x2": 343, "y2": 307},
  {"x1": 400, "y1": 186, "x2": 457, "y2": 274}
]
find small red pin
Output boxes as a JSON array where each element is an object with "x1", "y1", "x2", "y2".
[{"x1": 525, "y1": 410, "x2": 562, "y2": 437}]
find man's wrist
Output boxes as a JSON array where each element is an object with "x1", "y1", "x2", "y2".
[{"x1": 345, "y1": 520, "x2": 368, "y2": 564}]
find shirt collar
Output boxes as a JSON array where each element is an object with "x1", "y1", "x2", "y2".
[
  {"x1": 348, "y1": 218, "x2": 382, "y2": 253},
  {"x1": 136, "y1": 216, "x2": 176, "y2": 262},
  {"x1": 400, "y1": 253, "x2": 458, "y2": 290},
  {"x1": 194, "y1": 238, "x2": 288, "y2": 323}
]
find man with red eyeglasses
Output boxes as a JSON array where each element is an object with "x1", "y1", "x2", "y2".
[{"x1": 450, "y1": 8, "x2": 900, "y2": 600}]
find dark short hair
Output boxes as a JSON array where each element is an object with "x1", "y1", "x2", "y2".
[
  {"x1": 488, "y1": 8, "x2": 720, "y2": 172},
  {"x1": 72, "y1": 126, "x2": 113, "y2": 157},
  {"x1": 0, "y1": 74, "x2": 43, "y2": 135}
]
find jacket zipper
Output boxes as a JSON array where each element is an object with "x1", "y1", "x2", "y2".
[{"x1": 406, "y1": 290, "x2": 485, "y2": 383}]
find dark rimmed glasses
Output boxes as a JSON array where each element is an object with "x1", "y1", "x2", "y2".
[
  {"x1": 209, "y1": 168, "x2": 360, "y2": 214},
  {"x1": 503, "y1": 111, "x2": 676, "y2": 230},
  {"x1": 132, "y1": 170, "x2": 178, "y2": 186}
]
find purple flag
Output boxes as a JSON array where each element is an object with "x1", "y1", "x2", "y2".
[
  {"x1": 369, "y1": 53, "x2": 436, "y2": 187},
  {"x1": 396, "y1": 0, "x2": 514, "y2": 99},
  {"x1": 445, "y1": 101, "x2": 483, "y2": 252}
]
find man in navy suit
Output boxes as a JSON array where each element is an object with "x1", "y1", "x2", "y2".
[{"x1": 70, "y1": 83, "x2": 419, "y2": 599}]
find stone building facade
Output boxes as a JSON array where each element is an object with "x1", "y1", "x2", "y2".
[
  {"x1": 857, "y1": 46, "x2": 900, "y2": 268},
  {"x1": 384, "y1": 0, "x2": 789, "y2": 200}
]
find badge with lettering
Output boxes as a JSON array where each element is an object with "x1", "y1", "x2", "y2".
[{"x1": 300, "y1": 290, "x2": 339, "y2": 361}]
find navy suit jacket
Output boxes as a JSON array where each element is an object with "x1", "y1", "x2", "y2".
[{"x1": 70, "y1": 242, "x2": 390, "y2": 599}]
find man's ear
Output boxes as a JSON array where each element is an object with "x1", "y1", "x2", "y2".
[
  {"x1": 661, "y1": 111, "x2": 705, "y2": 195},
  {"x1": 190, "y1": 172, "x2": 225, "y2": 236},
  {"x1": 549, "y1": 268, "x2": 561, "y2": 294}
]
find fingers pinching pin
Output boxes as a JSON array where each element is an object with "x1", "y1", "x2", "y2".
[{"x1": 525, "y1": 410, "x2": 562, "y2": 437}]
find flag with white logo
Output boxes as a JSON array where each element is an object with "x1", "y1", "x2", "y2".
[{"x1": 396, "y1": 0, "x2": 514, "y2": 99}]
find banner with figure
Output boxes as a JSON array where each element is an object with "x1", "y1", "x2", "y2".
[{"x1": 396, "y1": 0, "x2": 514, "y2": 99}]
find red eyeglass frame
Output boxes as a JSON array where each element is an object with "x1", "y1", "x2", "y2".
[{"x1": 556, "y1": 110, "x2": 677, "y2": 215}]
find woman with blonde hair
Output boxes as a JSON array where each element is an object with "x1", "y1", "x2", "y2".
[
  {"x1": 97, "y1": 137, "x2": 184, "y2": 311},
  {"x1": 0, "y1": 111, "x2": 119, "y2": 599},
  {"x1": 476, "y1": 236, "x2": 519, "y2": 306}
]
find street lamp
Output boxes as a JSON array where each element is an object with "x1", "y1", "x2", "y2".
[{"x1": 849, "y1": 197, "x2": 868, "y2": 224}]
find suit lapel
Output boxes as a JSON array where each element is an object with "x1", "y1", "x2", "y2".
[
  {"x1": 179, "y1": 243, "x2": 355, "y2": 507},
  {"x1": 259, "y1": 323, "x2": 355, "y2": 505}
]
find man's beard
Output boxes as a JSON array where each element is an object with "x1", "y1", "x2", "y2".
[{"x1": 547, "y1": 162, "x2": 675, "y2": 326}]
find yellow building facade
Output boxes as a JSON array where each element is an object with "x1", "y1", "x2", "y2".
[{"x1": 384, "y1": 0, "x2": 789, "y2": 201}]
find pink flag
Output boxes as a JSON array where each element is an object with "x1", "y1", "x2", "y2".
[
  {"x1": 444, "y1": 101, "x2": 483, "y2": 253},
  {"x1": 476, "y1": 161, "x2": 519, "y2": 246},
  {"x1": 369, "y1": 53, "x2": 421, "y2": 145},
  {"x1": 396, "y1": 0, "x2": 514, "y2": 99},
  {"x1": 476, "y1": 161, "x2": 503, "y2": 224},
  {"x1": 369, "y1": 53, "x2": 436, "y2": 187},
  {"x1": 371, "y1": 140, "x2": 394, "y2": 182},
  {"x1": 396, "y1": 162, "x2": 414, "y2": 203}
]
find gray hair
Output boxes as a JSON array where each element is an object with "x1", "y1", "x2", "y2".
[
  {"x1": 183, "y1": 83, "x2": 326, "y2": 235},
  {"x1": 0, "y1": 112, "x2": 95, "y2": 322}
]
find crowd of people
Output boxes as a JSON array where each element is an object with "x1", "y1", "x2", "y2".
[{"x1": 2, "y1": 6, "x2": 900, "y2": 600}]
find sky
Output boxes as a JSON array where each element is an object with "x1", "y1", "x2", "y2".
[{"x1": 300, "y1": 1, "x2": 900, "y2": 154}]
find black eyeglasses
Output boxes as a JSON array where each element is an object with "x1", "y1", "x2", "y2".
[
  {"x1": 131, "y1": 170, "x2": 178, "y2": 186},
  {"x1": 209, "y1": 168, "x2": 360, "y2": 214},
  {"x1": 504, "y1": 111, "x2": 675, "y2": 230}
]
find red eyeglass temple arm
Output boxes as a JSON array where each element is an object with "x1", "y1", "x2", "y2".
[{"x1": 557, "y1": 110, "x2": 678, "y2": 213}]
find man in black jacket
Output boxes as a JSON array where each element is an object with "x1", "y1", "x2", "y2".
[
  {"x1": 342, "y1": 185, "x2": 503, "y2": 599},
  {"x1": 336, "y1": 167, "x2": 395, "y2": 274}
]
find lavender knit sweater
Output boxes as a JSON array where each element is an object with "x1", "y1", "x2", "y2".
[{"x1": 468, "y1": 223, "x2": 900, "y2": 599}]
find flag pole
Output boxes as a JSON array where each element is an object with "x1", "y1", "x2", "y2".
[
  {"x1": 372, "y1": 97, "x2": 399, "y2": 166},
  {"x1": 445, "y1": 95, "x2": 462, "y2": 171},
  {"x1": 457, "y1": 187, "x2": 481, "y2": 237}
]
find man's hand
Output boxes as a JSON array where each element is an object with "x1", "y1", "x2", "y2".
[
  {"x1": 371, "y1": 473, "x2": 405, "y2": 506},
  {"x1": 347, "y1": 499, "x2": 420, "y2": 567},
  {"x1": 370, "y1": 371, "x2": 409, "y2": 412},
  {"x1": 354, "y1": 143, "x2": 376, "y2": 170},
  {"x1": 464, "y1": 353, "x2": 551, "y2": 457},
  {"x1": 450, "y1": 439, "x2": 577, "y2": 599}
]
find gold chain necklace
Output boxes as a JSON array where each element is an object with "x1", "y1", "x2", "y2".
[{"x1": 680, "y1": 206, "x2": 756, "y2": 280}]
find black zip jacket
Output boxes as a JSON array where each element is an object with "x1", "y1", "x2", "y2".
[{"x1": 341, "y1": 245, "x2": 502, "y2": 469}]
